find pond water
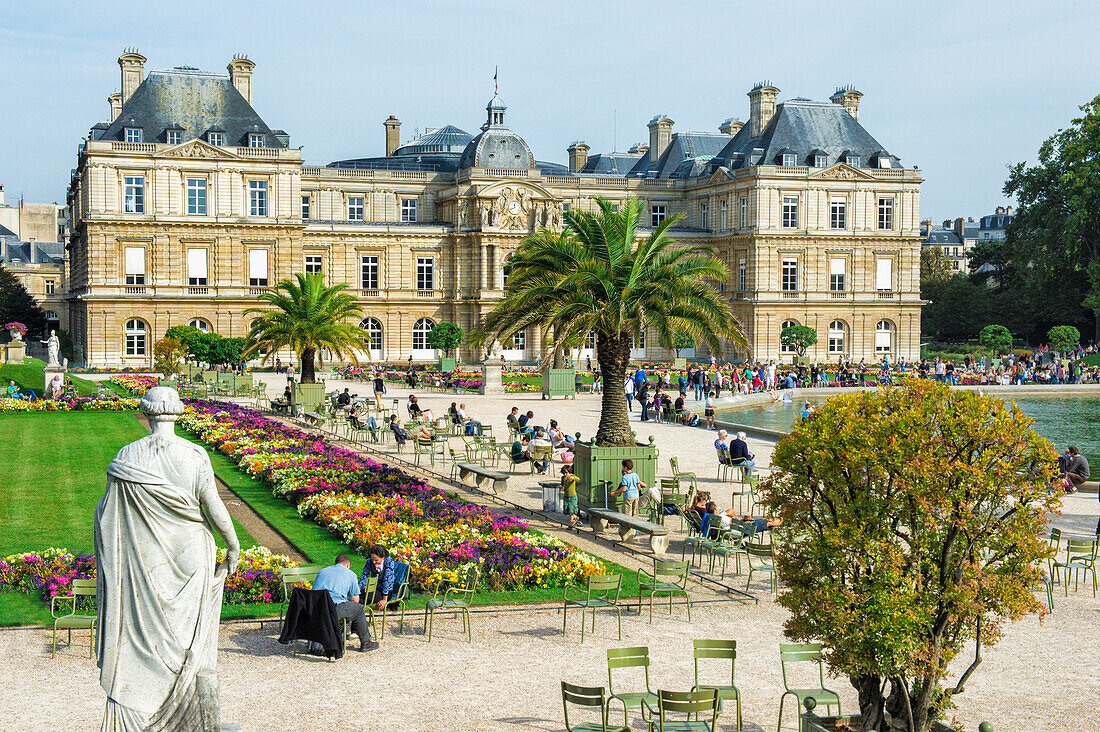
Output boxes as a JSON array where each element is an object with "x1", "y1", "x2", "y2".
[{"x1": 717, "y1": 393, "x2": 1100, "y2": 466}]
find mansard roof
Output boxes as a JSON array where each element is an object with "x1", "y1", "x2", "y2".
[
  {"x1": 0, "y1": 239, "x2": 65, "y2": 265},
  {"x1": 629, "y1": 132, "x2": 730, "y2": 179},
  {"x1": 95, "y1": 67, "x2": 286, "y2": 148},
  {"x1": 579, "y1": 152, "x2": 644, "y2": 176}
]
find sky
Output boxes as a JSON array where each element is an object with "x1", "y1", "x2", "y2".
[{"x1": 1, "y1": 0, "x2": 1097, "y2": 222}]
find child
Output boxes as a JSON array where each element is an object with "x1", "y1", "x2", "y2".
[
  {"x1": 610, "y1": 459, "x2": 646, "y2": 518},
  {"x1": 561, "y1": 465, "x2": 580, "y2": 528}
]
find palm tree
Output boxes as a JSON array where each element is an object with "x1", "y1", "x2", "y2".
[
  {"x1": 243, "y1": 272, "x2": 368, "y2": 383},
  {"x1": 474, "y1": 197, "x2": 743, "y2": 447}
]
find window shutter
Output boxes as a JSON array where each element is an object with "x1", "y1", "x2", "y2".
[
  {"x1": 830, "y1": 258, "x2": 845, "y2": 276},
  {"x1": 187, "y1": 248, "x2": 208, "y2": 279},
  {"x1": 248, "y1": 249, "x2": 268, "y2": 279},
  {"x1": 124, "y1": 247, "x2": 144, "y2": 275},
  {"x1": 876, "y1": 258, "x2": 892, "y2": 290}
]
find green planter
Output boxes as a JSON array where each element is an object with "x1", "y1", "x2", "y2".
[
  {"x1": 217, "y1": 373, "x2": 235, "y2": 390},
  {"x1": 672, "y1": 357, "x2": 687, "y2": 369},
  {"x1": 202, "y1": 369, "x2": 218, "y2": 384},
  {"x1": 292, "y1": 382, "x2": 327, "y2": 412},
  {"x1": 542, "y1": 368, "x2": 576, "y2": 400},
  {"x1": 802, "y1": 714, "x2": 976, "y2": 732},
  {"x1": 572, "y1": 439, "x2": 657, "y2": 512},
  {"x1": 157, "y1": 378, "x2": 174, "y2": 387},
  {"x1": 438, "y1": 357, "x2": 457, "y2": 373},
  {"x1": 234, "y1": 373, "x2": 253, "y2": 389}
]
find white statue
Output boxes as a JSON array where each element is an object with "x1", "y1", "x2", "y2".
[
  {"x1": 41, "y1": 329, "x2": 60, "y2": 368},
  {"x1": 95, "y1": 387, "x2": 239, "y2": 731},
  {"x1": 485, "y1": 339, "x2": 504, "y2": 363}
]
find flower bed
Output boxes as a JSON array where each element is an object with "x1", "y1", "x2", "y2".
[
  {"x1": 109, "y1": 374, "x2": 158, "y2": 395},
  {"x1": 0, "y1": 546, "x2": 298, "y2": 606},
  {"x1": 180, "y1": 399, "x2": 607, "y2": 592},
  {"x1": 0, "y1": 397, "x2": 141, "y2": 413}
]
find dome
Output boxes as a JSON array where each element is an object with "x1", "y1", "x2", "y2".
[
  {"x1": 458, "y1": 128, "x2": 533, "y2": 170},
  {"x1": 392, "y1": 125, "x2": 473, "y2": 156}
]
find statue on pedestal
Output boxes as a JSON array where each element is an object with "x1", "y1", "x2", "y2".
[
  {"x1": 41, "y1": 330, "x2": 60, "y2": 368},
  {"x1": 95, "y1": 387, "x2": 240, "y2": 731}
]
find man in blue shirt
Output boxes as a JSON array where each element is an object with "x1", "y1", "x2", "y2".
[
  {"x1": 517, "y1": 410, "x2": 536, "y2": 435},
  {"x1": 312, "y1": 554, "x2": 378, "y2": 652}
]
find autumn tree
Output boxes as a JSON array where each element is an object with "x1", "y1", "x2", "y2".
[
  {"x1": 153, "y1": 336, "x2": 187, "y2": 377},
  {"x1": 761, "y1": 382, "x2": 1058, "y2": 732}
]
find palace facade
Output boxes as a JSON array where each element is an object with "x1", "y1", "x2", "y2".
[{"x1": 66, "y1": 52, "x2": 923, "y2": 368}]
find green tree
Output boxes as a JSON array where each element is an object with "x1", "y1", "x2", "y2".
[
  {"x1": 1047, "y1": 325, "x2": 1081, "y2": 351},
  {"x1": 779, "y1": 324, "x2": 817, "y2": 358},
  {"x1": 153, "y1": 336, "x2": 188, "y2": 376},
  {"x1": 209, "y1": 336, "x2": 246, "y2": 366},
  {"x1": 921, "y1": 275, "x2": 990, "y2": 341},
  {"x1": 243, "y1": 272, "x2": 368, "y2": 383},
  {"x1": 1004, "y1": 93, "x2": 1100, "y2": 339},
  {"x1": 425, "y1": 321, "x2": 463, "y2": 357},
  {"x1": 979, "y1": 324, "x2": 1012, "y2": 354},
  {"x1": 661, "y1": 328, "x2": 696, "y2": 358},
  {"x1": 919, "y1": 246, "x2": 955, "y2": 286},
  {"x1": 165, "y1": 325, "x2": 210, "y2": 363},
  {"x1": 473, "y1": 196, "x2": 741, "y2": 446},
  {"x1": 761, "y1": 382, "x2": 1058, "y2": 732},
  {"x1": 0, "y1": 265, "x2": 46, "y2": 340}
]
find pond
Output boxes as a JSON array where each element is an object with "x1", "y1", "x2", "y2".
[{"x1": 717, "y1": 392, "x2": 1100, "y2": 466}]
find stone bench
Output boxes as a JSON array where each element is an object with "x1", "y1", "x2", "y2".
[
  {"x1": 586, "y1": 507, "x2": 670, "y2": 556},
  {"x1": 302, "y1": 411, "x2": 326, "y2": 429},
  {"x1": 270, "y1": 400, "x2": 291, "y2": 415},
  {"x1": 455, "y1": 462, "x2": 509, "y2": 495}
]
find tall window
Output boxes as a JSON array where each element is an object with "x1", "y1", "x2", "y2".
[
  {"x1": 124, "y1": 246, "x2": 145, "y2": 286},
  {"x1": 45, "y1": 280, "x2": 55, "y2": 295},
  {"x1": 781, "y1": 258, "x2": 798, "y2": 292},
  {"x1": 124, "y1": 127, "x2": 142, "y2": 143},
  {"x1": 782, "y1": 196, "x2": 798, "y2": 228},
  {"x1": 248, "y1": 133, "x2": 264, "y2": 148},
  {"x1": 700, "y1": 202, "x2": 708, "y2": 230},
  {"x1": 829, "y1": 258, "x2": 846, "y2": 292},
  {"x1": 412, "y1": 318, "x2": 435, "y2": 351},
  {"x1": 401, "y1": 198, "x2": 417, "y2": 223},
  {"x1": 187, "y1": 248, "x2": 208, "y2": 286},
  {"x1": 876, "y1": 257, "x2": 893, "y2": 291},
  {"x1": 248, "y1": 180, "x2": 267, "y2": 217},
  {"x1": 360, "y1": 255, "x2": 379, "y2": 290},
  {"x1": 584, "y1": 332, "x2": 597, "y2": 351},
  {"x1": 875, "y1": 320, "x2": 894, "y2": 353},
  {"x1": 878, "y1": 198, "x2": 894, "y2": 230},
  {"x1": 248, "y1": 249, "x2": 268, "y2": 287},
  {"x1": 207, "y1": 132, "x2": 224, "y2": 146},
  {"x1": 719, "y1": 200, "x2": 728, "y2": 231},
  {"x1": 828, "y1": 320, "x2": 846, "y2": 354},
  {"x1": 739, "y1": 197, "x2": 747, "y2": 229},
  {"x1": 416, "y1": 257, "x2": 434, "y2": 291},
  {"x1": 737, "y1": 257, "x2": 746, "y2": 291},
  {"x1": 188, "y1": 319, "x2": 210, "y2": 332},
  {"x1": 304, "y1": 254, "x2": 322, "y2": 275},
  {"x1": 830, "y1": 198, "x2": 846, "y2": 229},
  {"x1": 125, "y1": 319, "x2": 146, "y2": 356},
  {"x1": 186, "y1": 179, "x2": 207, "y2": 216},
  {"x1": 301, "y1": 195, "x2": 310, "y2": 220},
  {"x1": 124, "y1": 176, "x2": 144, "y2": 213},
  {"x1": 348, "y1": 197, "x2": 364, "y2": 221},
  {"x1": 651, "y1": 205, "x2": 666, "y2": 227},
  {"x1": 360, "y1": 318, "x2": 383, "y2": 352},
  {"x1": 780, "y1": 320, "x2": 798, "y2": 354},
  {"x1": 166, "y1": 130, "x2": 182, "y2": 145}
]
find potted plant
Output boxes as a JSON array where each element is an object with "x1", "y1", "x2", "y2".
[
  {"x1": 762, "y1": 381, "x2": 1058, "y2": 732},
  {"x1": 779, "y1": 323, "x2": 817, "y2": 364},
  {"x1": 5, "y1": 321, "x2": 27, "y2": 341},
  {"x1": 426, "y1": 321, "x2": 463, "y2": 373}
]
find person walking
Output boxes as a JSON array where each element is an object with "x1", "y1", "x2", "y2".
[{"x1": 624, "y1": 375, "x2": 636, "y2": 413}]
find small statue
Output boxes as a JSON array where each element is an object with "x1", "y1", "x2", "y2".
[{"x1": 41, "y1": 329, "x2": 60, "y2": 368}]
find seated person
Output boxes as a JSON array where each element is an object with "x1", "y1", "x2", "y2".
[
  {"x1": 547, "y1": 419, "x2": 574, "y2": 449},
  {"x1": 337, "y1": 388, "x2": 352, "y2": 407},
  {"x1": 518, "y1": 410, "x2": 536, "y2": 435},
  {"x1": 414, "y1": 422, "x2": 433, "y2": 441},
  {"x1": 506, "y1": 407, "x2": 521, "y2": 432},
  {"x1": 456, "y1": 403, "x2": 482, "y2": 435},
  {"x1": 689, "y1": 491, "x2": 709, "y2": 522},
  {"x1": 282, "y1": 385, "x2": 293, "y2": 403},
  {"x1": 389, "y1": 414, "x2": 408, "y2": 445},
  {"x1": 407, "y1": 395, "x2": 433, "y2": 421},
  {"x1": 673, "y1": 393, "x2": 699, "y2": 426},
  {"x1": 729, "y1": 431, "x2": 756, "y2": 476},
  {"x1": 448, "y1": 401, "x2": 462, "y2": 424},
  {"x1": 700, "y1": 502, "x2": 722, "y2": 540},
  {"x1": 510, "y1": 433, "x2": 532, "y2": 464},
  {"x1": 1065, "y1": 445, "x2": 1090, "y2": 492},
  {"x1": 310, "y1": 554, "x2": 378, "y2": 653},
  {"x1": 528, "y1": 429, "x2": 553, "y2": 474},
  {"x1": 714, "y1": 430, "x2": 732, "y2": 465},
  {"x1": 358, "y1": 544, "x2": 397, "y2": 612}
]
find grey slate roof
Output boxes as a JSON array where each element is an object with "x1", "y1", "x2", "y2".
[
  {"x1": 579, "y1": 152, "x2": 644, "y2": 176},
  {"x1": 95, "y1": 67, "x2": 286, "y2": 148},
  {"x1": 458, "y1": 127, "x2": 534, "y2": 170},
  {"x1": 0, "y1": 238, "x2": 65, "y2": 264},
  {"x1": 709, "y1": 99, "x2": 899, "y2": 171},
  {"x1": 923, "y1": 229, "x2": 962, "y2": 245},
  {"x1": 629, "y1": 133, "x2": 730, "y2": 179},
  {"x1": 393, "y1": 125, "x2": 474, "y2": 156}
]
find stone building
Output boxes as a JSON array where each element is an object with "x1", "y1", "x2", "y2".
[
  {"x1": 0, "y1": 184, "x2": 68, "y2": 334},
  {"x1": 66, "y1": 52, "x2": 923, "y2": 368}
]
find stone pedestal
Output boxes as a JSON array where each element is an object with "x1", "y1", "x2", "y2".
[
  {"x1": 479, "y1": 361, "x2": 505, "y2": 395},
  {"x1": 43, "y1": 366, "x2": 65, "y2": 396},
  {"x1": 3, "y1": 341, "x2": 25, "y2": 365}
]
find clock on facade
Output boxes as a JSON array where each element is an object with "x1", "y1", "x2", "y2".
[{"x1": 508, "y1": 201, "x2": 521, "y2": 214}]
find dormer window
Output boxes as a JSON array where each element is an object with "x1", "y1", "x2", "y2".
[
  {"x1": 813, "y1": 154, "x2": 827, "y2": 167},
  {"x1": 878, "y1": 156, "x2": 891, "y2": 168},
  {"x1": 207, "y1": 131, "x2": 224, "y2": 146},
  {"x1": 781, "y1": 153, "x2": 796, "y2": 167},
  {"x1": 166, "y1": 130, "x2": 182, "y2": 145},
  {"x1": 248, "y1": 133, "x2": 264, "y2": 148},
  {"x1": 124, "y1": 127, "x2": 142, "y2": 143},
  {"x1": 846, "y1": 155, "x2": 861, "y2": 168}
]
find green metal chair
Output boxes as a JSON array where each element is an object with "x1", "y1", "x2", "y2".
[
  {"x1": 643, "y1": 688, "x2": 720, "y2": 732},
  {"x1": 379, "y1": 561, "x2": 411, "y2": 639},
  {"x1": 607, "y1": 646, "x2": 658, "y2": 728},
  {"x1": 424, "y1": 565, "x2": 480, "y2": 642},
  {"x1": 51, "y1": 578, "x2": 97, "y2": 659},
  {"x1": 359, "y1": 575, "x2": 381, "y2": 640},
  {"x1": 1062, "y1": 538, "x2": 1098, "y2": 597},
  {"x1": 530, "y1": 444, "x2": 555, "y2": 475},
  {"x1": 637, "y1": 560, "x2": 692, "y2": 623},
  {"x1": 744, "y1": 542, "x2": 778, "y2": 596},
  {"x1": 669, "y1": 456, "x2": 698, "y2": 493},
  {"x1": 679, "y1": 507, "x2": 709, "y2": 565},
  {"x1": 561, "y1": 682, "x2": 629, "y2": 732},
  {"x1": 692, "y1": 639, "x2": 742, "y2": 732},
  {"x1": 705, "y1": 521, "x2": 749, "y2": 578},
  {"x1": 563, "y1": 574, "x2": 623, "y2": 643},
  {"x1": 414, "y1": 437, "x2": 440, "y2": 467},
  {"x1": 278, "y1": 565, "x2": 322, "y2": 629},
  {"x1": 777, "y1": 643, "x2": 841, "y2": 732}
]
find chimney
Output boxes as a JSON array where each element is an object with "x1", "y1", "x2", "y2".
[
  {"x1": 1006, "y1": 206, "x2": 1014, "y2": 215},
  {"x1": 628, "y1": 142, "x2": 648, "y2": 157},
  {"x1": 942, "y1": 219, "x2": 952, "y2": 228},
  {"x1": 647, "y1": 115, "x2": 674, "y2": 163},
  {"x1": 384, "y1": 116, "x2": 401, "y2": 156},
  {"x1": 118, "y1": 48, "x2": 146, "y2": 104},
  {"x1": 829, "y1": 85, "x2": 863, "y2": 121},
  {"x1": 227, "y1": 55, "x2": 255, "y2": 105},
  {"x1": 953, "y1": 217, "x2": 965, "y2": 237},
  {"x1": 719, "y1": 117, "x2": 744, "y2": 136},
  {"x1": 567, "y1": 141, "x2": 590, "y2": 173},
  {"x1": 747, "y1": 82, "x2": 779, "y2": 137},
  {"x1": 995, "y1": 206, "x2": 1005, "y2": 215},
  {"x1": 108, "y1": 92, "x2": 123, "y2": 121}
]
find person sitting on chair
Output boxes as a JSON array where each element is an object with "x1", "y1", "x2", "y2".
[
  {"x1": 337, "y1": 388, "x2": 352, "y2": 407},
  {"x1": 518, "y1": 410, "x2": 536, "y2": 435},
  {"x1": 506, "y1": 406, "x2": 521, "y2": 432},
  {"x1": 510, "y1": 434, "x2": 532, "y2": 465},
  {"x1": 528, "y1": 429, "x2": 553, "y2": 474},
  {"x1": 730, "y1": 431, "x2": 756, "y2": 476},
  {"x1": 389, "y1": 414, "x2": 408, "y2": 446},
  {"x1": 1065, "y1": 445, "x2": 1090, "y2": 493},
  {"x1": 311, "y1": 554, "x2": 378, "y2": 653},
  {"x1": 547, "y1": 419, "x2": 574, "y2": 449},
  {"x1": 358, "y1": 544, "x2": 396, "y2": 612}
]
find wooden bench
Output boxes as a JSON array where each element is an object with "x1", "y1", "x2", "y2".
[
  {"x1": 455, "y1": 462, "x2": 509, "y2": 495},
  {"x1": 585, "y1": 507, "x2": 670, "y2": 556},
  {"x1": 302, "y1": 411, "x2": 327, "y2": 430}
]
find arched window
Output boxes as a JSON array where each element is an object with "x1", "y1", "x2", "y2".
[
  {"x1": 779, "y1": 319, "x2": 798, "y2": 354},
  {"x1": 875, "y1": 320, "x2": 894, "y2": 353},
  {"x1": 828, "y1": 320, "x2": 847, "y2": 354},
  {"x1": 360, "y1": 318, "x2": 383, "y2": 352},
  {"x1": 45, "y1": 310, "x2": 60, "y2": 326},
  {"x1": 125, "y1": 319, "x2": 146, "y2": 356},
  {"x1": 188, "y1": 318, "x2": 210, "y2": 332},
  {"x1": 412, "y1": 317, "x2": 436, "y2": 352}
]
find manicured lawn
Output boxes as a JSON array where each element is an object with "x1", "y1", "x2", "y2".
[{"x1": 0, "y1": 357, "x2": 99, "y2": 396}]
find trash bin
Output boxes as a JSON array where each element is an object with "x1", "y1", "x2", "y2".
[{"x1": 539, "y1": 481, "x2": 562, "y2": 513}]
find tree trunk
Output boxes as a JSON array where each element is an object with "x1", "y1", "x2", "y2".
[
  {"x1": 851, "y1": 674, "x2": 888, "y2": 731},
  {"x1": 594, "y1": 331, "x2": 634, "y2": 447},
  {"x1": 300, "y1": 347, "x2": 316, "y2": 383},
  {"x1": 551, "y1": 323, "x2": 564, "y2": 369},
  {"x1": 883, "y1": 678, "x2": 933, "y2": 732}
]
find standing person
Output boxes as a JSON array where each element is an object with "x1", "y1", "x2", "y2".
[
  {"x1": 704, "y1": 390, "x2": 717, "y2": 429},
  {"x1": 286, "y1": 363, "x2": 296, "y2": 385},
  {"x1": 610, "y1": 459, "x2": 645, "y2": 519},
  {"x1": 624, "y1": 376, "x2": 636, "y2": 413},
  {"x1": 561, "y1": 465, "x2": 581, "y2": 528},
  {"x1": 637, "y1": 379, "x2": 651, "y2": 421},
  {"x1": 586, "y1": 355, "x2": 592, "y2": 373},
  {"x1": 311, "y1": 554, "x2": 377, "y2": 653},
  {"x1": 276, "y1": 357, "x2": 282, "y2": 373},
  {"x1": 693, "y1": 366, "x2": 705, "y2": 401},
  {"x1": 372, "y1": 370, "x2": 386, "y2": 410}
]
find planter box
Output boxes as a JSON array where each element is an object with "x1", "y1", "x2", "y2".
[
  {"x1": 572, "y1": 439, "x2": 657, "y2": 512},
  {"x1": 202, "y1": 369, "x2": 219, "y2": 384},
  {"x1": 541, "y1": 368, "x2": 576, "y2": 400},
  {"x1": 438, "y1": 357, "x2": 456, "y2": 373},
  {"x1": 292, "y1": 382, "x2": 327, "y2": 412},
  {"x1": 672, "y1": 357, "x2": 687, "y2": 369},
  {"x1": 802, "y1": 714, "x2": 968, "y2": 732}
]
